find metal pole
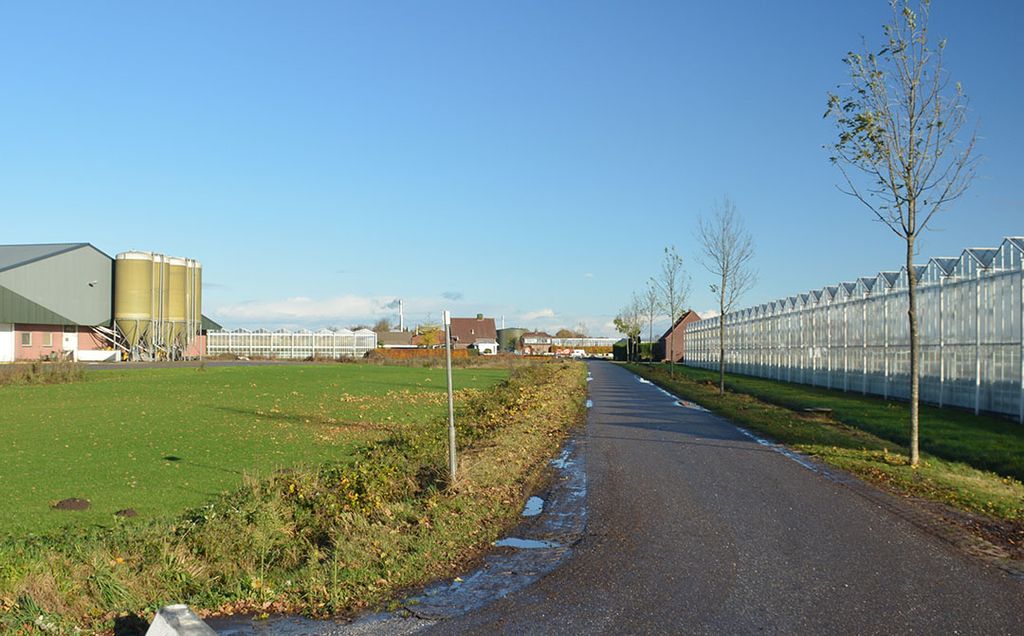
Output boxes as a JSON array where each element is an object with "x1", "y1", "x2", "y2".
[
  {"x1": 884, "y1": 293, "x2": 890, "y2": 400},
  {"x1": 1019, "y1": 270, "x2": 1023, "y2": 424},
  {"x1": 975, "y1": 274, "x2": 982, "y2": 414},
  {"x1": 444, "y1": 310, "x2": 457, "y2": 484},
  {"x1": 938, "y1": 277, "x2": 945, "y2": 408}
]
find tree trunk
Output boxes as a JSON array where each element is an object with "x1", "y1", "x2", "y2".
[
  {"x1": 907, "y1": 233, "x2": 921, "y2": 468},
  {"x1": 669, "y1": 313, "x2": 675, "y2": 378},
  {"x1": 648, "y1": 320, "x2": 654, "y2": 366},
  {"x1": 719, "y1": 275, "x2": 727, "y2": 395}
]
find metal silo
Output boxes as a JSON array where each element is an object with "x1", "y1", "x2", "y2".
[
  {"x1": 188, "y1": 259, "x2": 202, "y2": 338},
  {"x1": 152, "y1": 254, "x2": 171, "y2": 348},
  {"x1": 114, "y1": 252, "x2": 153, "y2": 349},
  {"x1": 194, "y1": 260, "x2": 202, "y2": 333},
  {"x1": 168, "y1": 256, "x2": 188, "y2": 346},
  {"x1": 497, "y1": 327, "x2": 527, "y2": 352}
]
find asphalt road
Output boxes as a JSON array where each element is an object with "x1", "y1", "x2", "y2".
[{"x1": 422, "y1": 361, "x2": 1024, "y2": 635}]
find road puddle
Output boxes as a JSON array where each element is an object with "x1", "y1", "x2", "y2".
[
  {"x1": 522, "y1": 496, "x2": 544, "y2": 517},
  {"x1": 495, "y1": 537, "x2": 561, "y2": 549},
  {"x1": 550, "y1": 448, "x2": 574, "y2": 469}
]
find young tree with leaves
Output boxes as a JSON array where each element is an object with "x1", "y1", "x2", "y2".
[
  {"x1": 697, "y1": 197, "x2": 756, "y2": 395},
  {"x1": 653, "y1": 246, "x2": 690, "y2": 377},
  {"x1": 826, "y1": 0, "x2": 977, "y2": 467},
  {"x1": 613, "y1": 294, "x2": 643, "y2": 362}
]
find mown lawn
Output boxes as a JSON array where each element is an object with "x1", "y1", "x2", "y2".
[{"x1": 0, "y1": 364, "x2": 507, "y2": 535}]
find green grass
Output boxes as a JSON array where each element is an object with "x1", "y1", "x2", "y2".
[
  {"x1": 0, "y1": 362, "x2": 586, "y2": 633},
  {"x1": 0, "y1": 364, "x2": 507, "y2": 535},
  {"x1": 627, "y1": 364, "x2": 1024, "y2": 523}
]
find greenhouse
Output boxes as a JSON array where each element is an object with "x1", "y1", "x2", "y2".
[
  {"x1": 686, "y1": 237, "x2": 1024, "y2": 422},
  {"x1": 206, "y1": 328, "x2": 377, "y2": 360}
]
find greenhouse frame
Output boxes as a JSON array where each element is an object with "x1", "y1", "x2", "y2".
[
  {"x1": 206, "y1": 328, "x2": 377, "y2": 360},
  {"x1": 686, "y1": 237, "x2": 1024, "y2": 422}
]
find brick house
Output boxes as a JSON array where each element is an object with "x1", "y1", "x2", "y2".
[
  {"x1": 653, "y1": 310, "x2": 701, "y2": 363},
  {"x1": 449, "y1": 315, "x2": 498, "y2": 354}
]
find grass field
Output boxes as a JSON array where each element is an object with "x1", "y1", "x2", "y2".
[
  {"x1": 0, "y1": 364, "x2": 508, "y2": 535},
  {"x1": 0, "y1": 362, "x2": 585, "y2": 633}
]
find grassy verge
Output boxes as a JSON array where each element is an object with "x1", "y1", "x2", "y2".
[
  {"x1": 0, "y1": 362, "x2": 586, "y2": 633},
  {"x1": 626, "y1": 364, "x2": 1024, "y2": 526},
  {"x1": 0, "y1": 361, "x2": 84, "y2": 386}
]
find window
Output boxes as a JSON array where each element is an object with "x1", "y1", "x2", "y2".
[
  {"x1": 20, "y1": 332, "x2": 31, "y2": 347},
  {"x1": 42, "y1": 333, "x2": 53, "y2": 348}
]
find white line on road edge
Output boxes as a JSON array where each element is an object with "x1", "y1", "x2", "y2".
[{"x1": 639, "y1": 373, "x2": 825, "y2": 477}]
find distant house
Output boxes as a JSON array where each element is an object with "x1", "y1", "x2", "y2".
[
  {"x1": 377, "y1": 331, "x2": 415, "y2": 349},
  {"x1": 653, "y1": 310, "x2": 701, "y2": 362},
  {"x1": 521, "y1": 331, "x2": 554, "y2": 355},
  {"x1": 449, "y1": 314, "x2": 498, "y2": 354}
]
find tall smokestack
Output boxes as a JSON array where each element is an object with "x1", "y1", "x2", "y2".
[{"x1": 399, "y1": 299, "x2": 405, "y2": 331}]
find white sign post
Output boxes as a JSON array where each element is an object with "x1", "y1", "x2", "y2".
[{"x1": 443, "y1": 310, "x2": 457, "y2": 484}]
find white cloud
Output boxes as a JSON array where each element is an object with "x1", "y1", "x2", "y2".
[
  {"x1": 698, "y1": 308, "x2": 721, "y2": 319},
  {"x1": 214, "y1": 294, "x2": 390, "y2": 324},
  {"x1": 521, "y1": 308, "x2": 556, "y2": 322}
]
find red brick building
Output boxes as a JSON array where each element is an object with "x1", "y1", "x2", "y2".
[{"x1": 654, "y1": 310, "x2": 701, "y2": 363}]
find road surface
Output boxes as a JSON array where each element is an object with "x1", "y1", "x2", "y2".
[{"x1": 422, "y1": 361, "x2": 1023, "y2": 634}]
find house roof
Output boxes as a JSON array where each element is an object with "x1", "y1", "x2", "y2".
[
  {"x1": 522, "y1": 331, "x2": 553, "y2": 339},
  {"x1": 0, "y1": 243, "x2": 92, "y2": 273},
  {"x1": 377, "y1": 331, "x2": 414, "y2": 346},
  {"x1": 201, "y1": 315, "x2": 223, "y2": 332},
  {"x1": 449, "y1": 316, "x2": 497, "y2": 344},
  {"x1": 657, "y1": 310, "x2": 701, "y2": 341}
]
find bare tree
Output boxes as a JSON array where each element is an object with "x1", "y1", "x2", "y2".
[
  {"x1": 697, "y1": 197, "x2": 756, "y2": 395},
  {"x1": 653, "y1": 246, "x2": 690, "y2": 377},
  {"x1": 640, "y1": 281, "x2": 663, "y2": 365},
  {"x1": 826, "y1": 0, "x2": 977, "y2": 467}
]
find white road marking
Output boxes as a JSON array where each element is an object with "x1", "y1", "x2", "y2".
[{"x1": 637, "y1": 372, "x2": 822, "y2": 476}]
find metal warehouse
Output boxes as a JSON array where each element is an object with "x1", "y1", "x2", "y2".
[
  {"x1": 0, "y1": 243, "x2": 212, "y2": 362},
  {"x1": 685, "y1": 236, "x2": 1024, "y2": 422}
]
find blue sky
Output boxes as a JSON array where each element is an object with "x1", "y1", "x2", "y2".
[{"x1": 1, "y1": 1, "x2": 1020, "y2": 336}]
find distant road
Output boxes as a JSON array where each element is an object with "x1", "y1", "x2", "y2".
[{"x1": 424, "y1": 361, "x2": 1023, "y2": 634}]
